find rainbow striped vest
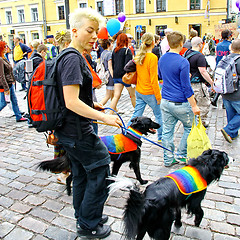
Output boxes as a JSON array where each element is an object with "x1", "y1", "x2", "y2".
[{"x1": 166, "y1": 166, "x2": 207, "y2": 195}]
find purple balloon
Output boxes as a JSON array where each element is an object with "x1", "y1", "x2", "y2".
[
  {"x1": 118, "y1": 12, "x2": 126, "y2": 22},
  {"x1": 236, "y1": 0, "x2": 240, "y2": 9}
]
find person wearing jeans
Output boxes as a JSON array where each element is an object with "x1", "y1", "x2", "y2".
[
  {"x1": 220, "y1": 39, "x2": 240, "y2": 143},
  {"x1": 0, "y1": 40, "x2": 27, "y2": 122},
  {"x1": 128, "y1": 32, "x2": 162, "y2": 141},
  {"x1": 158, "y1": 32, "x2": 200, "y2": 167}
]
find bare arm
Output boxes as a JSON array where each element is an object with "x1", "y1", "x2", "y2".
[
  {"x1": 187, "y1": 95, "x2": 200, "y2": 115},
  {"x1": 63, "y1": 84, "x2": 122, "y2": 127},
  {"x1": 198, "y1": 67, "x2": 214, "y2": 88}
]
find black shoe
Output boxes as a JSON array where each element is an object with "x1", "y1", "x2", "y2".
[
  {"x1": 76, "y1": 215, "x2": 108, "y2": 230},
  {"x1": 19, "y1": 88, "x2": 26, "y2": 91},
  {"x1": 211, "y1": 99, "x2": 217, "y2": 107},
  {"x1": 77, "y1": 224, "x2": 111, "y2": 239}
]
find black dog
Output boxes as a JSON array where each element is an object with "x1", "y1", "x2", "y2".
[
  {"x1": 37, "y1": 116, "x2": 160, "y2": 194},
  {"x1": 109, "y1": 149, "x2": 232, "y2": 240}
]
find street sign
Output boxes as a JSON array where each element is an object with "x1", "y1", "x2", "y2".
[{"x1": 136, "y1": 25, "x2": 142, "y2": 32}]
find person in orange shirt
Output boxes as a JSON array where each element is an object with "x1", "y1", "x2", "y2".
[{"x1": 128, "y1": 32, "x2": 162, "y2": 142}]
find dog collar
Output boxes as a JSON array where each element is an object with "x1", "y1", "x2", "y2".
[
  {"x1": 126, "y1": 126, "x2": 143, "y2": 140},
  {"x1": 165, "y1": 166, "x2": 207, "y2": 195}
]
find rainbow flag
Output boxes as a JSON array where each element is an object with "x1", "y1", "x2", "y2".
[
  {"x1": 166, "y1": 166, "x2": 207, "y2": 195},
  {"x1": 100, "y1": 134, "x2": 138, "y2": 154}
]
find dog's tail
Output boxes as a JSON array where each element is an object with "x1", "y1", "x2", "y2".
[
  {"x1": 108, "y1": 177, "x2": 145, "y2": 239},
  {"x1": 37, "y1": 154, "x2": 70, "y2": 173}
]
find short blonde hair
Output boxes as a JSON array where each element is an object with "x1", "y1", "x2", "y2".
[
  {"x1": 167, "y1": 31, "x2": 184, "y2": 49},
  {"x1": 69, "y1": 8, "x2": 105, "y2": 31},
  {"x1": 32, "y1": 40, "x2": 40, "y2": 50}
]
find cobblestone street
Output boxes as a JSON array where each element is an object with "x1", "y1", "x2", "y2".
[{"x1": 0, "y1": 83, "x2": 240, "y2": 240}]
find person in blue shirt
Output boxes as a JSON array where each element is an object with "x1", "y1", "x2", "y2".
[
  {"x1": 158, "y1": 31, "x2": 200, "y2": 167},
  {"x1": 212, "y1": 29, "x2": 232, "y2": 107},
  {"x1": 216, "y1": 29, "x2": 232, "y2": 65}
]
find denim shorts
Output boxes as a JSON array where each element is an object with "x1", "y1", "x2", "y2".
[{"x1": 114, "y1": 78, "x2": 131, "y2": 88}]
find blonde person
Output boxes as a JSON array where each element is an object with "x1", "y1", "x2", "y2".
[
  {"x1": 100, "y1": 39, "x2": 114, "y2": 106},
  {"x1": 110, "y1": 33, "x2": 136, "y2": 114},
  {"x1": 54, "y1": 30, "x2": 72, "y2": 184},
  {"x1": 54, "y1": 8, "x2": 121, "y2": 238},
  {"x1": 127, "y1": 33, "x2": 162, "y2": 141}
]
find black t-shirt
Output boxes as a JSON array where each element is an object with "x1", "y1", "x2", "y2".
[
  {"x1": 56, "y1": 48, "x2": 94, "y2": 138},
  {"x1": 112, "y1": 47, "x2": 132, "y2": 78},
  {"x1": 185, "y1": 49, "x2": 207, "y2": 82}
]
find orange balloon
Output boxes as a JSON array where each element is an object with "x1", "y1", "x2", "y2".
[{"x1": 97, "y1": 27, "x2": 108, "y2": 39}]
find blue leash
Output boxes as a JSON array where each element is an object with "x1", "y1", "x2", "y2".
[{"x1": 102, "y1": 107, "x2": 187, "y2": 159}]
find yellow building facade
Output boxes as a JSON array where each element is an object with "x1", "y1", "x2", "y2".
[{"x1": 0, "y1": 0, "x2": 228, "y2": 48}]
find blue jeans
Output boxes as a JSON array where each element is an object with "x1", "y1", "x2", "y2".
[
  {"x1": 222, "y1": 99, "x2": 240, "y2": 138},
  {"x1": 0, "y1": 85, "x2": 22, "y2": 121},
  {"x1": 55, "y1": 131, "x2": 110, "y2": 230},
  {"x1": 128, "y1": 91, "x2": 162, "y2": 140},
  {"x1": 161, "y1": 99, "x2": 194, "y2": 166}
]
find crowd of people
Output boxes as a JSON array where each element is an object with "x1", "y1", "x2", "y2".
[{"x1": 0, "y1": 7, "x2": 240, "y2": 239}]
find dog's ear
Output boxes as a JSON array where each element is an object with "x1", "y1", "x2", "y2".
[{"x1": 131, "y1": 117, "x2": 138, "y2": 124}]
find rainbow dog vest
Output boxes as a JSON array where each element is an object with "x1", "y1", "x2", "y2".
[
  {"x1": 100, "y1": 127, "x2": 142, "y2": 154},
  {"x1": 166, "y1": 166, "x2": 207, "y2": 195}
]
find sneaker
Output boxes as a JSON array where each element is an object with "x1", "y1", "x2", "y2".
[
  {"x1": 157, "y1": 139, "x2": 162, "y2": 143},
  {"x1": 77, "y1": 224, "x2": 111, "y2": 239},
  {"x1": 16, "y1": 117, "x2": 28, "y2": 122},
  {"x1": 221, "y1": 129, "x2": 232, "y2": 143},
  {"x1": 177, "y1": 157, "x2": 187, "y2": 164},
  {"x1": 76, "y1": 215, "x2": 109, "y2": 230},
  {"x1": 165, "y1": 159, "x2": 179, "y2": 167}
]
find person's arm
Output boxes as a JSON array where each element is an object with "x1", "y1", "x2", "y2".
[
  {"x1": 0, "y1": 59, "x2": 9, "y2": 92},
  {"x1": 63, "y1": 84, "x2": 122, "y2": 127},
  {"x1": 108, "y1": 59, "x2": 113, "y2": 78},
  {"x1": 198, "y1": 67, "x2": 214, "y2": 88},
  {"x1": 187, "y1": 95, "x2": 200, "y2": 115}
]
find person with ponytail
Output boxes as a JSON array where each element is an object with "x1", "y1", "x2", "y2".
[
  {"x1": 128, "y1": 32, "x2": 162, "y2": 142},
  {"x1": 0, "y1": 41, "x2": 27, "y2": 122},
  {"x1": 110, "y1": 33, "x2": 136, "y2": 114}
]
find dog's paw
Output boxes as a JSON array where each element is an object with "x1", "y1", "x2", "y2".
[{"x1": 140, "y1": 180, "x2": 148, "y2": 185}]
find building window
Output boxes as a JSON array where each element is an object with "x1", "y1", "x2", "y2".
[
  {"x1": 79, "y1": 3, "x2": 87, "y2": 8},
  {"x1": 6, "y1": 11, "x2": 12, "y2": 24},
  {"x1": 31, "y1": 8, "x2": 38, "y2": 22},
  {"x1": 156, "y1": 0, "x2": 166, "y2": 12},
  {"x1": 136, "y1": 0, "x2": 144, "y2": 13},
  {"x1": 190, "y1": 0, "x2": 200, "y2": 10},
  {"x1": 18, "y1": 9, "x2": 25, "y2": 23},
  {"x1": 58, "y1": 6, "x2": 65, "y2": 20},
  {"x1": 115, "y1": 0, "x2": 123, "y2": 15},
  {"x1": 32, "y1": 33, "x2": 39, "y2": 39},
  {"x1": 97, "y1": 1, "x2": 104, "y2": 15},
  {"x1": 155, "y1": 25, "x2": 167, "y2": 37}
]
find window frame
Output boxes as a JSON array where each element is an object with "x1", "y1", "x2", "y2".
[
  {"x1": 115, "y1": 0, "x2": 124, "y2": 15},
  {"x1": 135, "y1": 0, "x2": 145, "y2": 14},
  {"x1": 190, "y1": 0, "x2": 201, "y2": 10},
  {"x1": 17, "y1": 8, "x2": 25, "y2": 23},
  {"x1": 57, "y1": 5, "x2": 65, "y2": 20},
  {"x1": 5, "y1": 9, "x2": 12, "y2": 24},
  {"x1": 31, "y1": 6, "x2": 38, "y2": 22},
  {"x1": 156, "y1": 0, "x2": 166, "y2": 12},
  {"x1": 96, "y1": 1, "x2": 104, "y2": 15}
]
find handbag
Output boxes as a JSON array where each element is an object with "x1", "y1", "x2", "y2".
[
  {"x1": 122, "y1": 71, "x2": 137, "y2": 85},
  {"x1": 122, "y1": 59, "x2": 137, "y2": 85},
  {"x1": 187, "y1": 116, "x2": 212, "y2": 159}
]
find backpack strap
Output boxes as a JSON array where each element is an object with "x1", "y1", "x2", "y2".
[{"x1": 184, "y1": 50, "x2": 200, "y2": 60}]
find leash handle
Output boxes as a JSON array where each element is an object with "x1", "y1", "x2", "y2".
[{"x1": 103, "y1": 107, "x2": 127, "y2": 135}]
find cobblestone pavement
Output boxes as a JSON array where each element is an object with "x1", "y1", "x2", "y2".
[{"x1": 0, "y1": 83, "x2": 239, "y2": 240}]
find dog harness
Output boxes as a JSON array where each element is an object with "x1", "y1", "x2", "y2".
[
  {"x1": 100, "y1": 127, "x2": 142, "y2": 154},
  {"x1": 165, "y1": 166, "x2": 207, "y2": 195}
]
